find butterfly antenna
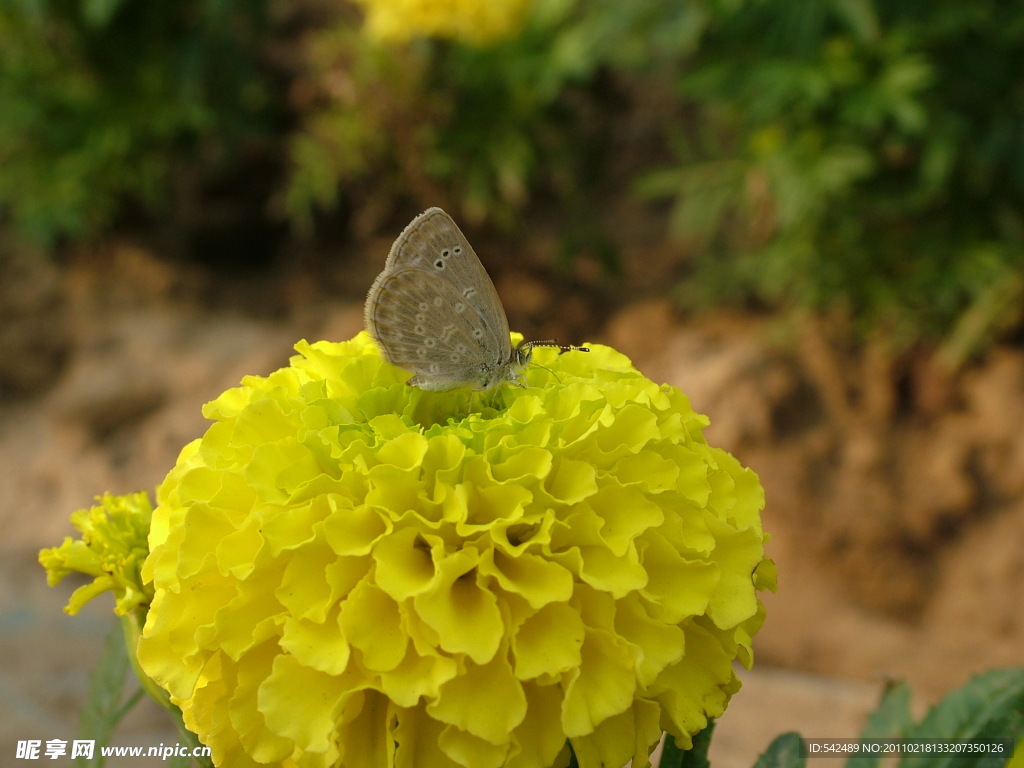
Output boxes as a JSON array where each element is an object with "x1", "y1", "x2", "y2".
[
  {"x1": 524, "y1": 340, "x2": 590, "y2": 355},
  {"x1": 523, "y1": 339, "x2": 589, "y2": 385}
]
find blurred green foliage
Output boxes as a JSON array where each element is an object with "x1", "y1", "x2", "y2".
[
  {"x1": 638, "y1": 0, "x2": 1024, "y2": 354},
  {"x1": 3, "y1": 0, "x2": 1023, "y2": 354},
  {"x1": 282, "y1": 0, "x2": 704, "y2": 230},
  {"x1": 0, "y1": 0, "x2": 274, "y2": 244}
]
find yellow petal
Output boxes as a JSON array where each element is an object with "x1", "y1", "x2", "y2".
[
  {"x1": 427, "y1": 648, "x2": 527, "y2": 745},
  {"x1": 340, "y1": 580, "x2": 407, "y2": 672},
  {"x1": 259, "y1": 654, "x2": 354, "y2": 754},
  {"x1": 561, "y1": 629, "x2": 637, "y2": 737},
  {"x1": 511, "y1": 602, "x2": 584, "y2": 680},
  {"x1": 414, "y1": 548, "x2": 504, "y2": 664}
]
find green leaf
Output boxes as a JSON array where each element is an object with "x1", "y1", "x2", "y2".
[
  {"x1": 659, "y1": 721, "x2": 715, "y2": 768},
  {"x1": 75, "y1": 621, "x2": 144, "y2": 768},
  {"x1": 753, "y1": 732, "x2": 806, "y2": 768},
  {"x1": 848, "y1": 680, "x2": 915, "y2": 768},
  {"x1": 897, "y1": 668, "x2": 1024, "y2": 768}
]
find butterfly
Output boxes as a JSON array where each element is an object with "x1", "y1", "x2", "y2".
[{"x1": 365, "y1": 207, "x2": 587, "y2": 391}]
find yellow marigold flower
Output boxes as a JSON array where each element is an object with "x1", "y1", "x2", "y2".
[
  {"x1": 39, "y1": 491, "x2": 154, "y2": 617},
  {"x1": 355, "y1": 0, "x2": 534, "y2": 45},
  {"x1": 136, "y1": 332, "x2": 775, "y2": 768}
]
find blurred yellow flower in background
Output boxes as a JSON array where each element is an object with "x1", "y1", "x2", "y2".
[
  {"x1": 354, "y1": 0, "x2": 535, "y2": 45},
  {"x1": 128, "y1": 331, "x2": 773, "y2": 768}
]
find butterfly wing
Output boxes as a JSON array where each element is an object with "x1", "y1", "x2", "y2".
[
  {"x1": 384, "y1": 208, "x2": 511, "y2": 341},
  {"x1": 366, "y1": 267, "x2": 510, "y2": 390},
  {"x1": 365, "y1": 208, "x2": 513, "y2": 390}
]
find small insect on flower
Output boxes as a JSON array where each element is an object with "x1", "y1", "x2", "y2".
[{"x1": 364, "y1": 207, "x2": 587, "y2": 391}]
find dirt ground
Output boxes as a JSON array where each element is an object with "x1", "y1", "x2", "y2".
[{"x1": 1, "y1": 242, "x2": 1021, "y2": 766}]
